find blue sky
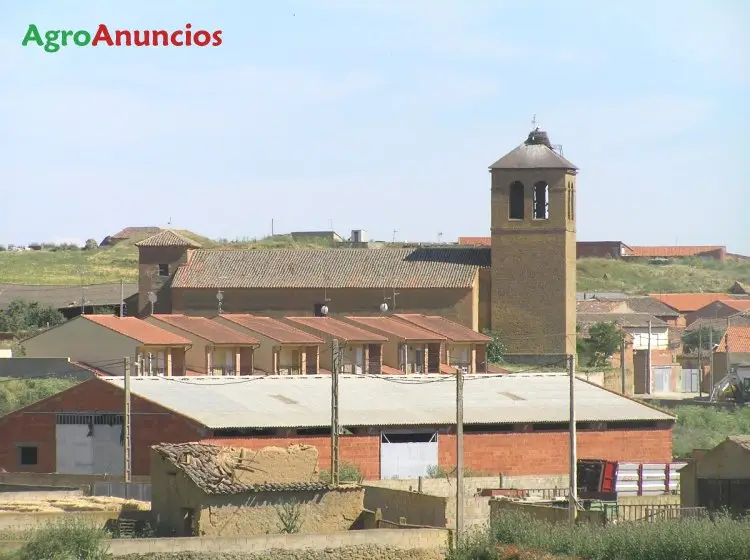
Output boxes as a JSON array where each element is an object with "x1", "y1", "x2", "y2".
[{"x1": 1, "y1": 1, "x2": 748, "y2": 253}]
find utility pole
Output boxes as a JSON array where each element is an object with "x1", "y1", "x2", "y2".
[
  {"x1": 123, "y1": 357, "x2": 132, "y2": 484},
  {"x1": 620, "y1": 333, "x2": 626, "y2": 394},
  {"x1": 646, "y1": 320, "x2": 652, "y2": 394},
  {"x1": 456, "y1": 363, "x2": 465, "y2": 537},
  {"x1": 698, "y1": 330, "x2": 703, "y2": 397},
  {"x1": 120, "y1": 279, "x2": 125, "y2": 317},
  {"x1": 331, "y1": 339, "x2": 341, "y2": 485},
  {"x1": 568, "y1": 354, "x2": 577, "y2": 526},
  {"x1": 709, "y1": 328, "x2": 714, "y2": 395}
]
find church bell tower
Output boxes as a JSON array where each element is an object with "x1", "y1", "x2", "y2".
[{"x1": 489, "y1": 125, "x2": 578, "y2": 359}]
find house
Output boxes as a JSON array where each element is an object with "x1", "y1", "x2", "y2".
[
  {"x1": 687, "y1": 300, "x2": 750, "y2": 327},
  {"x1": 729, "y1": 281, "x2": 750, "y2": 296},
  {"x1": 0, "y1": 373, "x2": 675, "y2": 479},
  {"x1": 576, "y1": 241, "x2": 632, "y2": 259},
  {"x1": 680, "y1": 436, "x2": 750, "y2": 516},
  {"x1": 649, "y1": 293, "x2": 749, "y2": 325},
  {"x1": 145, "y1": 314, "x2": 260, "y2": 375},
  {"x1": 627, "y1": 246, "x2": 726, "y2": 261},
  {"x1": 685, "y1": 312, "x2": 750, "y2": 334},
  {"x1": 100, "y1": 226, "x2": 162, "y2": 247},
  {"x1": 0, "y1": 282, "x2": 138, "y2": 319},
  {"x1": 712, "y1": 324, "x2": 750, "y2": 381},
  {"x1": 626, "y1": 296, "x2": 685, "y2": 348},
  {"x1": 577, "y1": 313, "x2": 669, "y2": 350},
  {"x1": 150, "y1": 443, "x2": 364, "y2": 537},
  {"x1": 21, "y1": 315, "x2": 191, "y2": 376},
  {"x1": 284, "y1": 316, "x2": 387, "y2": 375},
  {"x1": 214, "y1": 314, "x2": 324, "y2": 375},
  {"x1": 345, "y1": 316, "x2": 446, "y2": 374},
  {"x1": 393, "y1": 314, "x2": 492, "y2": 373}
]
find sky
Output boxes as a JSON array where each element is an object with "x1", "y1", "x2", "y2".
[{"x1": 1, "y1": 1, "x2": 749, "y2": 253}]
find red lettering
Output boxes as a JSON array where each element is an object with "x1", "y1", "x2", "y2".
[
  {"x1": 211, "y1": 30, "x2": 223, "y2": 46},
  {"x1": 91, "y1": 24, "x2": 113, "y2": 46},
  {"x1": 193, "y1": 30, "x2": 211, "y2": 46},
  {"x1": 152, "y1": 30, "x2": 168, "y2": 46},
  {"x1": 133, "y1": 30, "x2": 150, "y2": 46},
  {"x1": 170, "y1": 30, "x2": 184, "y2": 46},
  {"x1": 184, "y1": 23, "x2": 192, "y2": 46},
  {"x1": 114, "y1": 30, "x2": 131, "y2": 46}
]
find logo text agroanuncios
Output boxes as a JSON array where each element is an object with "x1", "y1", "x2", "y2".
[{"x1": 21, "y1": 23, "x2": 223, "y2": 53}]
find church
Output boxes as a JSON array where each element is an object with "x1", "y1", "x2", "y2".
[{"x1": 135, "y1": 127, "x2": 578, "y2": 361}]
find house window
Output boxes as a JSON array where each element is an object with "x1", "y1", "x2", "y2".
[
  {"x1": 158, "y1": 263, "x2": 170, "y2": 276},
  {"x1": 508, "y1": 181, "x2": 525, "y2": 220},
  {"x1": 18, "y1": 445, "x2": 38, "y2": 466},
  {"x1": 533, "y1": 181, "x2": 549, "y2": 220}
]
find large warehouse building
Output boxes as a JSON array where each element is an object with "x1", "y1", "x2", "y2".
[{"x1": 0, "y1": 374, "x2": 674, "y2": 479}]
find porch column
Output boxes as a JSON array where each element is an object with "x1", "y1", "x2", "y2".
[
  {"x1": 301, "y1": 347, "x2": 307, "y2": 376},
  {"x1": 471, "y1": 346, "x2": 477, "y2": 374},
  {"x1": 316, "y1": 346, "x2": 320, "y2": 374},
  {"x1": 445, "y1": 347, "x2": 451, "y2": 370},
  {"x1": 234, "y1": 348, "x2": 241, "y2": 376},
  {"x1": 273, "y1": 348, "x2": 279, "y2": 374},
  {"x1": 364, "y1": 344, "x2": 370, "y2": 374},
  {"x1": 206, "y1": 347, "x2": 212, "y2": 375},
  {"x1": 423, "y1": 346, "x2": 429, "y2": 373},
  {"x1": 166, "y1": 349, "x2": 173, "y2": 376}
]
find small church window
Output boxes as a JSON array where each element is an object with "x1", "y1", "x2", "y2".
[
  {"x1": 533, "y1": 182, "x2": 549, "y2": 220},
  {"x1": 508, "y1": 181, "x2": 524, "y2": 220},
  {"x1": 158, "y1": 263, "x2": 170, "y2": 276}
]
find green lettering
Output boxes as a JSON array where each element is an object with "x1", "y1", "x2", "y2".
[
  {"x1": 44, "y1": 30, "x2": 60, "y2": 53},
  {"x1": 21, "y1": 24, "x2": 43, "y2": 47},
  {"x1": 73, "y1": 30, "x2": 91, "y2": 46},
  {"x1": 61, "y1": 30, "x2": 74, "y2": 46}
]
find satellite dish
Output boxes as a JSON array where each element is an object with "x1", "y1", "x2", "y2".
[
  {"x1": 380, "y1": 303, "x2": 389, "y2": 312},
  {"x1": 147, "y1": 292, "x2": 157, "y2": 304},
  {"x1": 320, "y1": 305, "x2": 329, "y2": 316},
  {"x1": 216, "y1": 291, "x2": 224, "y2": 302}
]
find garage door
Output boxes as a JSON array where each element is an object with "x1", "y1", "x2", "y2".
[
  {"x1": 380, "y1": 432, "x2": 438, "y2": 480},
  {"x1": 56, "y1": 414, "x2": 124, "y2": 475},
  {"x1": 653, "y1": 367, "x2": 671, "y2": 392},
  {"x1": 682, "y1": 369, "x2": 699, "y2": 393}
]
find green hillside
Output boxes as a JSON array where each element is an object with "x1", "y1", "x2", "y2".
[{"x1": 0, "y1": 237, "x2": 748, "y2": 294}]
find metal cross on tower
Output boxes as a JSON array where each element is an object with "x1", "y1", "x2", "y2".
[{"x1": 531, "y1": 114, "x2": 538, "y2": 129}]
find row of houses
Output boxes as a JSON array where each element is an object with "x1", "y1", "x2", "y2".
[{"x1": 15, "y1": 312, "x2": 496, "y2": 377}]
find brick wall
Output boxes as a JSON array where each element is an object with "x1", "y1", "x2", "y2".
[
  {"x1": 203, "y1": 435, "x2": 381, "y2": 479},
  {"x1": 438, "y1": 428, "x2": 672, "y2": 475},
  {"x1": 0, "y1": 379, "x2": 204, "y2": 475},
  {"x1": 576, "y1": 242, "x2": 626, "y2": 259}
]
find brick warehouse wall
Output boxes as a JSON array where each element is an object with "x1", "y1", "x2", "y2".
[{"x1": 0, "y1": 380, "x2": 204, "y2": 475}]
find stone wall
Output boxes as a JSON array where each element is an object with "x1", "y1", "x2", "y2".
[
  {"x1": 198, "y1": 488, "x2": 365, "y2": 537},
  {"x1": 0, "y1": 510, "x2": 152, "y2": 532},
  {"x1": 363, "y1": 486, "x2": 447, "y2": 528},
  {"x1": 490, "y1": 499, "x2": 605, "y2": 525},
  {"x1": 0, "y1": 528, "x2": 449, "y2": 559}
]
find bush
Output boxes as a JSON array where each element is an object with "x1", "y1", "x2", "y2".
[
  {"x1": 0, "y1": 378, "x2": 79, "y2": 416},
  {"x1": 448, "y1": 510, "x2": 750, "y2": 560},
  {"x1": 318, "y1": 462, "x2": 362, "y2": 483},
  {"x1": 671, "y1": 405, "x2": 750, "y2": 458},
  {"x1": 17, "y1": 518, "x2": 110, "y2": 560},
  {"x1": 482, "y1": 329, "x2": 506, "y2": 363},
  {"x1": 426, "y1": 465, "x2": 482, "y2": 478}
]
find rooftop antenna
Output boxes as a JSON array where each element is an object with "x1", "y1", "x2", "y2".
[
  {"x1": 531, "y1": 114, "x2": 538, "y2": 130},
  {"x1": 392, "y1": 230, "x2": 398, "y2": 243},
  {"x1": 438, "y1": 232, "x2": 443, "y2": 243},
  {"x1": 167, "y1": 217, "x2": 172, "y2": 226}
]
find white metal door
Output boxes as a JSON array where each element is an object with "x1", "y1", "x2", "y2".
[
  {"x1": 92, "y1": 425, "x2": 124, "y2": 475},
  {"x1": 56, "y1": 424, "x2": 94, "y2": 474},
  {"x1": 653, "y1": 367, "x2": 670, "y2": 392},
  {"x1": 380, "y1": 432, "x2": 438, "y2": 479},
  {"x1": 355, "y1": 347, "x2": 364, "y2": 374},
  {"x1": 682, "y1": 369, "x2": 699, "y2": 392}
]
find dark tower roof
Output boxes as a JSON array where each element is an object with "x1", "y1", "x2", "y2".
[{"x1": 489, "y1": 128, "x2": 578, "y2": 171}]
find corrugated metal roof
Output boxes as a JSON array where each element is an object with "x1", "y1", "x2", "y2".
[{"x1": 101, "y1": 373, "x2": 674, "y2": 429}]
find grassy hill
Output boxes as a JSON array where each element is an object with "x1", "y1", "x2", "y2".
[{"x1": 1, "y1": 236, "x2": 748, "y2": 293}]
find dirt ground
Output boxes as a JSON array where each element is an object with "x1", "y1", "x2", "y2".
[
  {"x1": 0, "y1": 496, "x2": 150, "y2": 513},
  {"x1": 116, "y1": 547, "x2": 444, "y2": 560}
]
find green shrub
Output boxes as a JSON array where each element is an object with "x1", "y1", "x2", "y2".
[
  {"x1": 0, "y1": 378, "x2": 79, "y2": 416},
  {"x1": 449, "y1": 510, "x2": 750, "y2": 560},
  {"x1": 671, "y1": 405, "x2": 750, "y2": 458},
  {"x1": 17, "y1": 518, "x2": 110, "y2": 560},
  {"x1": 318, "y1": 462, "x2": 362, "y2": 483}
]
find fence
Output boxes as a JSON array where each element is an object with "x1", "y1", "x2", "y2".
[
  {"x1": 592, "y1": 503, "x2": 707, "y2": 523},
  {"x1": 91, "y1": 482, "x2": 151, "y2": 502}
]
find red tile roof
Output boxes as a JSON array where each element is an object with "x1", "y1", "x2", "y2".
[
  {"x1": 458, "y1": 237, "x2": 491, "y2": 246},
  {"x1": 649, "y1": 293, "x2": 737, "y2": 313},
  {"x1": 393, "y1": 314, "x2": 491, "y2": 343},
  {"x1": 134, "y1": 229, "x2": 202, "y2": 248},
  {"x1": 721, "y1": 300, "x2": 750, "y2": 312},
  {"x1": 717, "y1": 325, "x2": 750, "y2": 353},
  {"x1": 150, "y1": 315, "x2": 259, "y2": 345},
  {"x1": 630, "y1": 246, "x2": 724, "y2": 258},
  {"x1": 82, "y1": 316, "x2": 191, "y2": 345},
  {"x1": 218, "y1": 315, "x2": 324, "y2": 344},
  {"x1": 346, "y1": 316, "x2": 446, "y2": 342},
  {"x1": 286, "y1": 317, "x2": 387, "y2": 343}
]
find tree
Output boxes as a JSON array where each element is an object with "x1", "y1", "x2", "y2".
[
  {"x1": 682, "y1": 326, "x2": 725, "y2": 353},
  {"x1": 482, "y1": 329, "x2": 506, "y2": 363},
  {"x1": 0, "y1": 299, "x2": 66, "y2": 335},
  {"x1": 581, "y1": 321, "x2": 622, "y2": 368},
  {"x1": 84, "y1": 238, "x2": 99, "y2": 250}
]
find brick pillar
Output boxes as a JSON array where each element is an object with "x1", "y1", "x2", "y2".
[
  {"x1": 364, "y1": 344, "x2": 370, "y2": 374},
  {"x1": 471, "y1": 346, "x2": 477, "y2": 373},
  {"x1": 166, "y1": 349, "x2": 173, "y2": 376},
  {"x1": 234, "y1": 348, "x2": 241, "y2": 376},
  {"x1": 301, "y1": 347, "x2": 307, "y2": 376},
  {"x1": 206, "y1": 347, "x2": 212, "y2": 375}
]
